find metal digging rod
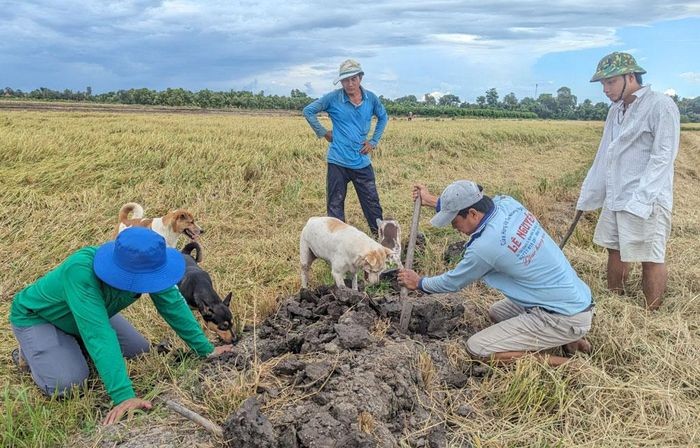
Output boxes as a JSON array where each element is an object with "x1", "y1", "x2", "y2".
[
  {"x1": 559, "y1": 210, "x2": 583, "y2": 249},
  {"x1": 399, "y1": 196, "x2": 422, "y2": 332}
]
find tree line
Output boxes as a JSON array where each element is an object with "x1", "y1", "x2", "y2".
[{"x1": 2, "y1": 86, "x2": 698, "y2": 122}]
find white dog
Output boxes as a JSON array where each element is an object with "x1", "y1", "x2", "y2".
[{"x1": 300, "y1": 217, "x2": 393, "y2": 290}]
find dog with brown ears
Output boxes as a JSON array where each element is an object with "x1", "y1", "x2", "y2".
[
  {"x1": 178, "y1": 242, "x2": 236, "y2": 343},
  {"x1": 116, "y1": 202, "x2": 203, "y2": 248},
  {"x1": 377, "y1": 218, "x2": 403, "y2": 269},
  {"x1": 300, "y1": 217, "x2": 393, "y2": 291}
]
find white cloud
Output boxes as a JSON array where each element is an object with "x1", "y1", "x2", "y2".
[
  {"x1": 664, "y1": 89, "x2": 677, "y2": 96},
  {"x1": 430, "y1": 34, "x2": 480, "y2": 45},
  {"x1": 680, "y1": 72, "x2": 700, "y2": 83},
  {"x1": 425, "y1": 91, "x2": 446, "y2": 101}
]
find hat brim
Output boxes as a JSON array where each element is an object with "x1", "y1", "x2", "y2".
[
  {"x1": 333, "y1": 70, "x2": 364, "y2": 85},
  {"x1": 590, "y1": 67, "x2": 647, "y2": 82},
  {"x1": 430, "y1": 210, "x2": 458, "y2": 228},
  {"x1": 93, "y1": 241, "x2": 185, "y2": 293}
]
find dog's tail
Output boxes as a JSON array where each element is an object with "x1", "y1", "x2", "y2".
[
  {"x1": 181, "y1": 241, "x2": 202, "y2": 262},
  {"x1": 119, "y1": 202, "x2": 144, "y2": 224}
]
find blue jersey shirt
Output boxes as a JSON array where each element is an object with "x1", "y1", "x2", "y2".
[
  {"x1": 303, "y1": 87, "x2": 388, "y2": 169},
  {"x1": 420, "y1": 196, "x2": 592, "y2": 316}
]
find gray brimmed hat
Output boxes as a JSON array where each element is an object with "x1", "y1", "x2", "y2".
[
  {"x1": 430, "y1": 180, "x2": 484, "y2": 228},
  {"x1": 334, "y1": 59, "x2": 364, "y2": 85}
]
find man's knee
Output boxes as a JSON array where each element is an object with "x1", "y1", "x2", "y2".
[
  {"x1": 487, "y1": 307, "x2": 499, "y2": 323},
  {"x1": 36, "y1": 364, "x2": 89, "y2": 398},
  {"x1": 122, "y1": 338, "x2": 150, "y2": 359},
  {"x1": 466, "y1": 335, "x2": 494, "y2": 359}
]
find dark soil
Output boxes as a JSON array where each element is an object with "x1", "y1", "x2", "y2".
[
  {"x1": 443, "y1": 240, "x2": 468, "y2": 266},
  {"x1": 212, "y1": 285, "x2": 484, "y2": 448}
]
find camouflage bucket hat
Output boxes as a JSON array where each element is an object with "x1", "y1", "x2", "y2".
[{"x1": 590, "y1": 52, "x2": 646, "y2": 82}]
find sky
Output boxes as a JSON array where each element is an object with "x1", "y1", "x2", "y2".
[{"x1": 2, "y1": 1, "x2": 699, "y2": 103}]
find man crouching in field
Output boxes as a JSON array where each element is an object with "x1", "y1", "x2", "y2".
[
  {"x1": 398, "y1": 181, "x2": 594, "y2": 366},
  {"x1": 9, "y1": 228, "x2": 233, "y2": 425}
]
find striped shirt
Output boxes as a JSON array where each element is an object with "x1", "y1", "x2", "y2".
[{"x1": 576, "y1": 86, "x2": 680, "y2": 219}]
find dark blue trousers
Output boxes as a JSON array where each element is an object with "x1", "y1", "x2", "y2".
[{"x1": 327, "y1": 163, "x2": 383, "y2": 234}]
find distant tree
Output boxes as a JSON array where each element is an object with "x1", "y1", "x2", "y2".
[
  {"x1": 518, "y1": 96, "x2": 539, "y2": 112},
  {"x1": 538, "y1": 93, "x2": 557, "y2": 110},
  {"x1": 556, "y1": 86, "x2": 577, "y2": 113},
  {"x1": 476, "y1": 96, "x2": 486, "y2": 107},
  {"x1": 86, "y1": 86, "x2": 92, "y2": 97},
  {"x1": 290, "y1": 89, "x2": 308, "y2": 98},
  {"x1": 438, "y1": 93, "x2": 461, "y2": 107},
  {"x1": 503, "y1": 92, "x2": 518, "y2": 109},
  {"x1": 395, "y1": 95, "x2": 418, "y2": 104},
  {"x1": 485, "y1": 88, "x2": 499, "y2": 107},
  {"x1": 423, "y1": 94, "x2": 437, "y2": 106}
]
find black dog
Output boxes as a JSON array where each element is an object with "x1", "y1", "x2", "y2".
[{"x1": 178, "y1": 242, "x2": 236, "y2": 343}]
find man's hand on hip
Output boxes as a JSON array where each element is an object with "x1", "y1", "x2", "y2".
[
  {"x1": 360, "y1": 141, "x2": 374, "y2": 155},
  {"x1": 398, "y1": 269, "x2": 421, "y2": 290},
  {"x1": 324, "y1": 130, "x2": 333, "y2": 143}
]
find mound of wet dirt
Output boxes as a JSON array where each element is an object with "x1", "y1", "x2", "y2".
[{"x1": 213, "y1": 286, "x2": 485, "y2": 448}]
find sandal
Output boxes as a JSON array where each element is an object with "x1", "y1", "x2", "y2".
[
  {"x1": 11, "y1": 348, "x2": 30, "y2": 372},
  {"x1": 562, "y1": 339, "x2": 592, "y2": 357}
]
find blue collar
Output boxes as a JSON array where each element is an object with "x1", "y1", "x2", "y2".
[
  {"x1": 342, "y1": 87, "x2": 367, "y2": 104},
  {"x1": 465, "y1": 206, "x2": 496, "y2": 248}
]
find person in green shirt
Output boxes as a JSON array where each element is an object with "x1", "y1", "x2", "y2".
[{"x1": 9, "y1": 227, "x2": 233, "y2": 425}]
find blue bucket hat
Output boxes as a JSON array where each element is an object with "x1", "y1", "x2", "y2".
[{"x1": 93, "y1": 227, "x2": 185, "y2": 293}]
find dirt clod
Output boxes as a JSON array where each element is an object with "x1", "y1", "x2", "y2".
[
  {"x1": 222, "y1": 397, "x2": 276, "y2": 448},
  {"x1": 218, "y1": 286, "x2": 480, "y2": 447}
]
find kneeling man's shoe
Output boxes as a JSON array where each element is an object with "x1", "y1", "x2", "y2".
[{"x1": 11, "y1": 348, "x2": 30, "y2": 373}]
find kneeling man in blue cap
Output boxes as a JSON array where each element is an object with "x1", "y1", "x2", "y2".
[
  {"x1": 398, "y1": 181, "x2": 594, "y2": 366},
  {"x1": 10, "y1": 227, "x2": 233, "y2": 424}
]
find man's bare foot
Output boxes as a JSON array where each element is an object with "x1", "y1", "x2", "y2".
[{"x1": 563, "y1": 338, "x2": 592, "y2": 357}]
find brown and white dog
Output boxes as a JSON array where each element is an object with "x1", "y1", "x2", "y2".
[
  {"x1": 376, "y1": 218, "x2": 403, "y2": 269},
  {"x1": 116, "y1": 202, "x2": 203, "y2": 248},
  {"x1": 300, "y1": 217, "x2": 393, "y2": 290}
]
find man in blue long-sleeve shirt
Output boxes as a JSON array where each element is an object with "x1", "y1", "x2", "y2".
[
  {"x1": 398, "y1": 181, "x2": 594, "y2": 366},
  {"x1": 303, "y1": 59, "x2": 388, "y2": 234}
]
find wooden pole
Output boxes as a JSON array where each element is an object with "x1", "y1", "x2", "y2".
[
  {"x1": 559, "y1": 210, "x2": 583, "y2": 249},
  {"x1": 161, "y1": 399, "x2": 223, "y2": 438},
  {"x1": 399, "y1": 196, "x2": 422, "y2": 331}
]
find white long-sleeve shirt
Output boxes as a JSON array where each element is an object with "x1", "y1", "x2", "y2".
[{"x1": 576, "y1": 86, "x2": 680, "y2": 219}]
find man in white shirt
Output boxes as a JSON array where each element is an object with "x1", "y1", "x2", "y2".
[{"x1": 576, "y1": 52, "x2": 680, "y2": 310}]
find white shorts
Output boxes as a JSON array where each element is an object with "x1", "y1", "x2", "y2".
[{"x1": 593, "y1": 204, "x2": 671, "y2": 263}]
